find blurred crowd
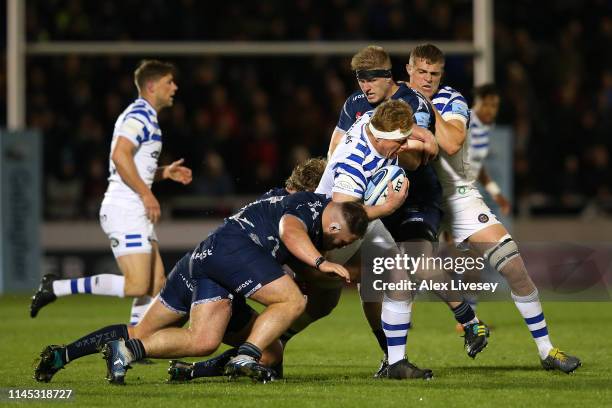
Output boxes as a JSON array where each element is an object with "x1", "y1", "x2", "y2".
[{"x1": 0, "y1": 0, "x2": 610, "y2": 219}]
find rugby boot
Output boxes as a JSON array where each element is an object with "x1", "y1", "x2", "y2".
[
  {"x1": 34, "y1": 345, "x2": 65, "y2": 382},
  {"x1": 378, "y1": 358, "x2": 433, "y2": 380},
  {"x1": 541, "y1": 348, "x2": 581, "y2": 374},
  {"x1": 373, "y1": 356, "x2": 389, "y2": 378},
  {"x1": 463, "y1": 321, "x2": 490, "y2": 358},
  {"x1": 167, "y1": 360, "x2": 193, "y2": 382},
  {"x1": 30, "y1": 274, "x2": 58, "y2": 318},
  {"x1": 101, "y1": 339, "x2": 133, "y2": 385},
  {"x1": 224, "y1": 355, "x2": 277, "y2": 383}
]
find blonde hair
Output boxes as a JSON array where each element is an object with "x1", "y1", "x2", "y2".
[
  {"x1": 370, "y1": 100, "x2": 414, "y2": 133},
  {"x1": 351, "y1": 45, "x2": 392, "y2": 71},
  {"x1": 285, "y1": 157, "x2": 327, "y2": 192}
]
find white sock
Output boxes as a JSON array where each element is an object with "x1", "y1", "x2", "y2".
[
  {"x1": 130, "y1": 296, "x2": 153, "y2": 325},
  {"x1": 52, "y1": 274, "x2": 125, "y2": 298},
  {"x1": 512, "y1": 289, "x2": 553, "y2": 359},
  {"x1": 381, "y1": 295, "x2": 412, "y2": 365}
]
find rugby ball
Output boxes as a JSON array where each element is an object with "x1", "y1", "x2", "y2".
[{"x1": 363, "y1": 165, "x2": 406, "y2": 206}]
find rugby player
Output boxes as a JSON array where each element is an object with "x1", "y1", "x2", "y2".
[
  {"x1": 327, "y1": 46, "x2": 487, "y2": 379},
  {"x1": 468, "y1": 83, "x2": 511, "y2": 215},
  {"x1": 35, "y1": 186, "x2": 368, "y2": 384},
  {"x1": 407, "y1": 43, "x2": 581, "y2": 373},
  {"x1": 30, "y1": 60, "x2": 192, "y2": 326}
]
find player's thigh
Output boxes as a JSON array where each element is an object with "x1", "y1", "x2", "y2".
[
  {"x1": 150, "y1": 241, "x2": 166, "y2": 295},
  {"x1": 116, "y1": 253, "x2": 153, "y2": 289},
  {"x1": 189, "y1": 299, "x2": 232, "y2": 346},
  {"x1": 100, "y1": 203, "x2": 155, "y2": 289},
  {"x1": 442, "y1": 190, "x2": 501, "y2": 246},
  {"x1": 130, "y1": 297, "x2": 186, "y2": 339},
  {"x1": 192, "y1": 230, "x2": 286, "y2": 300},
  {"x1": 249, "y1": 274, "x2": 304, "y2": 307},
  {"x1": 100, "y1": 203, "x2": 155, "y2": 259}
]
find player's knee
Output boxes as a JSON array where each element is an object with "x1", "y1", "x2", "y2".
[
  {"x1": 193, "y1": 337, "x2": 222, "y2": 356},
  {"x1": 484, "y1": 234, "x2": 521, "y2": 273},
  {"x1": 286, "y1": 294, "x2": 307, "y2": 318}
]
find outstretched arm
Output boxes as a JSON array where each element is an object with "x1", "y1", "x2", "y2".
[{"x1": 155, "y1": 158, "x2": 193, "y2": 184}]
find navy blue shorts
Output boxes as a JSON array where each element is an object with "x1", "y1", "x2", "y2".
[
  {"x1": 159, "y1": 252, "x2": 256, "y2": 333},
  {"x1": 382, "y1": 202, "x2": 442, "y2": 242},
  {"x1": 189, "y1": 224, "x2": 286, "y2": 298}
]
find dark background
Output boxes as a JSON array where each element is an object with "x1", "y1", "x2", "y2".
[{"x1": 1, "y1": 0, "x2": 610, "y2": 219}]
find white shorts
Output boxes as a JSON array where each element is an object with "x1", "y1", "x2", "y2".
[
  {"x1": 326, "y1": 219, "x2": 396, "y2": 264},
  {"x1": 99, "y1": 203, "x2": 157, "y2": 258},
  {"x1": 441, "y1": 187, "x2": 500, "y2": 246}
]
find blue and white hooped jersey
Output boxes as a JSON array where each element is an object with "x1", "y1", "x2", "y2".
[
  {"x1": 317, "y1": 111, "x2": 398, "y2": 200},
  {"x1": 103, "y1": 98, "x2": 162, "y2": 207},
  {"x1": 224, "y1": 191, "x2": 329, "y2": 264},
  {"x1": 333, "y1": 83, "x2": 441, "y2": 207},
  {"x1": 431, "y1": 86, "x2": 475, "y2": 197},
  {"x1": 467, "y1": 111, "x2": 491, "y2": 182}
]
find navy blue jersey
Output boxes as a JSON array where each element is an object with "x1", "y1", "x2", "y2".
[
  {"x1": 336, "y1": 83, "x2": 436, "y2": 134},
  {"x1": 223, "y1": 191, "x2": 330, "y2": 264},
  {"x1": 259, "y1": 187, "x2": 290, "y2": 200},
  {"x1": 335, "y1": 83, "x2": 442, "y2": 208}
]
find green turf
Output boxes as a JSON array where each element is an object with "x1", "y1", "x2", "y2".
[{"x1": 0, "y1": 291, "x2": 609, "y2": 407}]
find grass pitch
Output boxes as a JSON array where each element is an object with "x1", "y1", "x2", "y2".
[{"x1": 1, "y1": 291, "x2": 610, "y2": 407}]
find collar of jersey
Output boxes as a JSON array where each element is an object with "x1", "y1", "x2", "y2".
[{"x1": 135, "y1": 97, "x2": 156, "y2": 113}]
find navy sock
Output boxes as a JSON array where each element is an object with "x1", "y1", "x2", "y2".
[
  {"x1": 192, "y1": 348, "x2": 239, "y2": 378},
  {"x1": 65, "y1": 324, "x2": 129, "y2": 363},
  {"x1": 451, "y1": 301, "x2": 477, "y2": 325},
  {"x1": 125, "y1": 338, "x2": 146, "y2": 361},
  {"x1": 237, "y1": 342, "x2": 262, "y2": 361},
  {"x1": 372, "y1": 328, "x2": 388, "y2": 356}
]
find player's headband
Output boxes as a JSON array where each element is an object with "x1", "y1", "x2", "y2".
[
  {"x1": 355, "y1": 69, "x2": 392, "y2": 80},
  {"x1": 368, "y1": 122, "x2": 412, "y2": 140}
]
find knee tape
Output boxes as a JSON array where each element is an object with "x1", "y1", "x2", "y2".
[{"x1": 484, "y1": 234, "x2": 520, "y2": 272}]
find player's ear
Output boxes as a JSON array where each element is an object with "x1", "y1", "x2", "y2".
[
  {"x1": 405, "y1": 63, "x2": 411, "y2": 75},
  {"x1": 328, "y1": 221, "x2": 342, "y2": 234},
  {"x1": 145, "y1": 79, "x2": 156, "y2": 94}
]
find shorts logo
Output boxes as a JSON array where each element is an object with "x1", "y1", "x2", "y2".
[
  {"x1": 235, "y1": 279, "x2": 253, "y2": 293},
  {"x1": 110, "y1": 238, "x2": 119, "y2": 248},
  {"x1": 478, "y1": 213, "x2": 489, "y2": 223}
]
